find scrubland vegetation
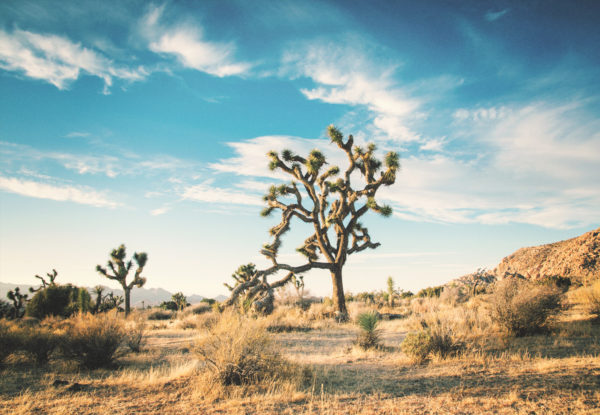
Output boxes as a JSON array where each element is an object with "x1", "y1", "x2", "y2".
[{"x1": 1, "y1": 276, "x2": 599, "y2": 414}]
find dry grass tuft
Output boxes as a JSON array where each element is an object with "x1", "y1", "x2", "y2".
[
  {"x1": 0, "y1": 320, "x2": 21, "y2": 363},
  {"x1": 572, "y1": 280, "x2": 600, "y2": 320},
  {"x1": 124, "y1": 318, "x2": 145, "y2": 353},
  {"x1": 195, "y1": 311, "x2": 308, "y2": 389}
]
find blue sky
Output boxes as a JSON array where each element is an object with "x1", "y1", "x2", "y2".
[{"x1": 1, "y1": 0, "x2": 599, "y2": 297}]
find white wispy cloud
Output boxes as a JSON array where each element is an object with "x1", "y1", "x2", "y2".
[
  {"x1": 150, "y1": 206, "x2": 170, "y2": 216},
  {"x1": 0, "y1": 141, "x2": 199, "y2": 179},
  {"x1": 181, "y1": 181, "x2": 263, "y2": 206},
  {"x1": 0, "y1": 28, "x2": 147, "y2": 93},
  {"x1": 0, "y1": 176, "x2": 119, "y2": 208},
  {"x1": 210, "y1": 135, "x2": 338, "y2": 179},
  {"x1": 142, "y1": 5, "x2": 250, "y2": 77},
  {"x1": 485, "y1": 9, "x2": 510, "y2": 22},
  {"x1": 381, "y1": 101, "x2": 600, "y2": 229},
  {"x1": 453, "y1": 106, "x2": 509, "y2": 121},
  {"x1": 209, "y1": 99, "x2": 600, "y2": 230},
  {"x1": 282, "y1": 38, "x2": 422, "y2": 143},
  {"x1": 64, "y1": 131, "x2": 91, "y2": 138}
]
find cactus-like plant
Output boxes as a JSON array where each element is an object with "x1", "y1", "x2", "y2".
[{"x1": 96, "y1": 244, "x2": 147, "y2": 316}]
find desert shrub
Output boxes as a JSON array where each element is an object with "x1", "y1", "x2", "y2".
[
  {"x1": 399, "y1": 290, "x2": 414, "y2": 299},
  {"x1": 195, "y1": 312, "x2": 298, "y2": 386},
  {"x1": 160, "y1": 300, "x2": 178, "y2": 311},
  {"x1": 439, "y1": 285, "x2": 467, "y2": 306},
  {"x1": 355, "y1": 311, "x2": 381, "y2": 350},
  {"x1": 575, "y1": 280, "x2": 600, "y2": 320},
  {"x1": 148, "y1": 309, "x2": 174, "y2": 320},
  {"x1": 539, "y1": 275, "x2": 571, "y2": 291},
  {"x1": 489, "y1": 278, "x2": 562, "y2": 336},
  {"x1": 19, "y1": 326, "x2": 60, "y2": 365},
  {"x1": 428, "y1": 325, "x2": 463, "y2": 357},
  {"x1": 124, "y1": 320, "x2": 145, "y2": 353},
  {"x1": 190, "y1": 303, "x2": 211, "y2": 315},
  {"x1": 26, "y1": 284, "x2": 91, "y2": 319},
  {"x1": 60, "y1": 313, "x2": 125, "y2": 369},
  {"x1": 0, "y1": 300, "x2": 12, "y2": 318},
  {"x1": 195, "y1": 312, "x2": 220, "y2": 330},
  {"x1": 417, "y1": 286, "x2": 444, "y2": 298},
  {"x1": 0, "y1": 320, "x2": 21, "y2": 363},
  {"x1": 401, "y1": 331, "x2": 432, "y2": 363}
]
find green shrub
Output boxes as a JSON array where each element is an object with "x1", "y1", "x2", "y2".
[
  {"x1": 490, "y1": 278, "x2": 561, "y2": 336},
  {"x1": 417, "y1": 286, "x2": 443, "y2": 298},
  {"x1": 26, "y1": 285, "x2": 91, "y2": 319},
  {"x1": 195, "y1": 312, "x2": 297, "y2": 386},
  {"x1": 355, "y1": 311, "x2": 381, "y2": 350},
  {"x1": 401, "y1": 331, "x2": 432, "y2": 363},
  {"x1": 0, "y1": 300, "x2": 12, "y2": 319},
  {"x1": 160, "y1": 301, "x2": 178, "y2": 311},
  {"x1": 0, "y1": 320, "x2": 21, "y2": 363},
  {"x1": 60, "y1": 313, "x2": 125, "y2": 369}
]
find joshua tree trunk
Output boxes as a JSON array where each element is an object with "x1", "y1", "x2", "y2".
[
  {"x1": 123, "y1": 286, "x2": 131, "y2": 315},
  {"x1": 331, "y1": 268, "x2": 348, "y2": 317}
]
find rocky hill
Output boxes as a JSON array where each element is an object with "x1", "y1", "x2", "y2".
[
  {"x1": 449, "y1": 227, "x2": 600, "y2": 289},
  {"x1": 493, "y1": 227, "x2": 599, "y2": 285}
]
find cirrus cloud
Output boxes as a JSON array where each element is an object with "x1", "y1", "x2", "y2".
[
  {"x1": 0, "y1": 28, "x2": 147, "y2": 93},
  {"x1": 0, "y1": 175, "x2": 119, "y2": 208}
]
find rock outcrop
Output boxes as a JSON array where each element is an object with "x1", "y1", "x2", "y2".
[{"x1": 493, "y1": 227, "x2": 599, "y2": 285}]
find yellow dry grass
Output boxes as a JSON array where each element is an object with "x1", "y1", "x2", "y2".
[{"x1": 1, "y1": 297, "x2": 599, "y2": 414}]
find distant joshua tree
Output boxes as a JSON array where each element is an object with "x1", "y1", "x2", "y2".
[
  {"x1": 96, "y1": 244, "x2": 148, "y2": 316},
  {"x1": 387, "y1": 276, "x2": 395, "y2": 307},
  {"x1": 171, "y1": 292, "x2": 188, "y2": 311},
  {"x1": 29, "y1": 269, "x2": 58, "y2": 293},
  {"x1": 225, "y1": 125, "x2": 399, "y2": 319},
  {"x1": 7, "y1": 287, "x2": 28, "y2": 318}
]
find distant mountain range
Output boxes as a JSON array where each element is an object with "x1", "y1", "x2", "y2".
[{"x1": 0, "y1": 282, "x2": 227, "y2": 307}]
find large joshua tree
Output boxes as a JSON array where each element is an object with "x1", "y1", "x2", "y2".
[
  {"x1": 225, "y1": 125, "x2": 399, "y2": 318},
  {"x1": 96, "y1": 244, "x2": 148, "y2": 316}
]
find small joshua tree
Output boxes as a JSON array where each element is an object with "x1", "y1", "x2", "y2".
[
  {"x1": 225, "y1": 125, "x2": 399, "y2": 319},
  {"x1": 92, "y1": 286, "x2": 105, "y2": 314},
  {"x1": 7, "y1": 287, "x2": 28, "y2": 318},
  {"x1": 387, "y1": 276, "x2": 395, "y2": 307},
  {"x1": 29, "y1": 269, "x2": 58, "y2": 293},
  {"x1": 96, "y1": 244, "x2": 148, "y2": 316},
  {"x1": 171, "y1": 292, "x2": 188, "y2": 311},
  {"x1": 225, "y1": 263, "x2": 294, "y2": 314}
]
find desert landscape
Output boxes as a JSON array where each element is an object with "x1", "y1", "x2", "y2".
[
  {"x1": 1, "y1": 1, "x2": 599, "y2": 414},
  {"x1": 1, "y1": 228, "x2": 600, "y2": 414}
]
